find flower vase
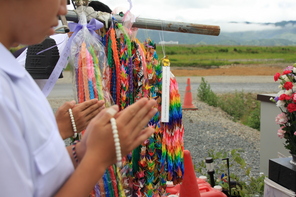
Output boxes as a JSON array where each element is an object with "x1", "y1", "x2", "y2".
[{"x1": 290, "y1": 152, "x2": 296, "y2": 165}]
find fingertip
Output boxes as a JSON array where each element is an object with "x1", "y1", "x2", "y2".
[
  {"x1": 147, "y1": 127, "x2": 155, "y2": 136},
  {"x1": 151, "y1": 99, "x2": 157, "y2": 106},
  {"x1": 138, "y1": 97, "x2": 148, "y2": 103},
  {"x1": 138, "y1": 127, "x2": 155, "y2": 143},
  {"x1": 90, "y1": 99, "x2": 98, "y2": 103},
  {"x1": 98, "y1": 100, "x2": 105, "y2": 104},
  {"x1": 152, "y1": 107, "x2": 158, "y2": 114}
]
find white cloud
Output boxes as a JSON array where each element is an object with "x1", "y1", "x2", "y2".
[
  {"x1": 220, "y1": 22, "x2": 282, "y2": 32},
  {"x1": 68, "y1": 0, "x2": 296, "y2": 32}
]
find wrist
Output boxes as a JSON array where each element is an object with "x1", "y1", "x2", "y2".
[
  {"x1": 57, "y1": 123, "x2": 72, "y2": 140},
  {"x1": 83, "y1": 150, "x2": 111, "y2": 171},
  {"x1": 75, "y1": 141, "x2": 86, "y2": 163}
]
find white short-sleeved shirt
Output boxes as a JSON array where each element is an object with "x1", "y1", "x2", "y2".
[{"x1": 0, "y1": 43, "x2": 74, "y2": 196}]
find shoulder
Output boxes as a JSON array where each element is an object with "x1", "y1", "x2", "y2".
[{"x1": 0, "y1": 69, "x2": 16, "y2": 101}]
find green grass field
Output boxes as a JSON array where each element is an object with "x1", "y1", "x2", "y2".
[
  {"x1": 156, "y1": 45, "x2": 296, "y2": 67},
  {"x1": 11, "y1": 45, "x2": 296, "y2": 69}
]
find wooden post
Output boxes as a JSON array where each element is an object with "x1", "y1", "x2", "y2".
[{"x1": 65, "y1": 10, "x2": 220, "y2": 36}]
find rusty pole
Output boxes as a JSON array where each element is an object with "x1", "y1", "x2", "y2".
[{"x1": 65, "y1": 10, "x2": 220, "y2": 36}]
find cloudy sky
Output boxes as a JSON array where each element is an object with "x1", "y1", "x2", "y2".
[{"x1": 68, "y1": 0, "x2": 296, "y2": 32}]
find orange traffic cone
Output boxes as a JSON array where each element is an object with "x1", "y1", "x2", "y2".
[
  {"x1": 182, "y1": 78, "x2": 198, "y2": 110},
  {"x1": 179, "y1": 150, "x2": 201, "y2": 197}
]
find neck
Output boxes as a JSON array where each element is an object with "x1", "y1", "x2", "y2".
[{"x1": 0, "y1": 1, "x2": 20, "y2": 49}]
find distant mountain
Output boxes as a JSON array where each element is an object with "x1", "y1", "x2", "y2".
[
  {"x1": 136, "y1": 21, "x2": 296, "y2": 46},
  {"x1": 230, "y1": 20, "x2": 296, "y2": 28}
]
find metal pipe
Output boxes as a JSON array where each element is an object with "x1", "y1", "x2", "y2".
[{"x1": 65, "y1": 10, "x2": 220, "y2": 36}]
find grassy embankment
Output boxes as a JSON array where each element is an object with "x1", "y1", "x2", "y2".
[{"x1": 10, "y1": 45, "x2": 296, "y2": 68}]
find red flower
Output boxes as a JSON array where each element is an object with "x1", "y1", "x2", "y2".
[
  {"x1": 283, "y1": 81, "x2": 293, "y2": 90},
  {"x1": 286, "y1": 95, "x2": 292, "y2": 101},
  {"x1": 283, "y1": 70, "x2": 292, "y2": 75},
  {"x1": 287, "y1": 103, "x2": 296, "y2": 113},
  {"x1": 279, "y1": 94, "x2": 292, "y2": 101},
  {"x1": 274, "y1": 73, "x2": 281, "y2": 81}
]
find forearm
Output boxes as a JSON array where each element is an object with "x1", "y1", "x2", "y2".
[
  {"x1": 54, "y1": 152, "x2": 107, "y2": 197},
  {"x1": 66, "y1": 141, "x2": 86, "y2": 168}
]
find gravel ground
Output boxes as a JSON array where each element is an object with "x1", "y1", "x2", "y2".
[
  {"x1": 48, "y1": 72, "x2": 263, "y2": 181},
  {"x1": 50, "y1": 97, "x2": 261, "y2": 181},
  {"x1": 182, "y1": 100, "x2": 260, "y2": 181}
]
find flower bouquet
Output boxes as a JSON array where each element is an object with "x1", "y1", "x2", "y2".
[{"x1": 271, "y1": 64, "x2": 296, "y2": 156}]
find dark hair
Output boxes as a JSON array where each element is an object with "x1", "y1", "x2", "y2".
[{"x1": 88, "y1": 1, "x2": 112, "y2": 13}]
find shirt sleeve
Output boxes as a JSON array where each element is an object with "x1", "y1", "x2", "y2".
[{"x1": 0, "y1": 74, "x2": 34, "y2": 196}]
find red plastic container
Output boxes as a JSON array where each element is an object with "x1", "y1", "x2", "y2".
[
  {"x1": 166, "y1": 150, "x2": 227, "y2": 197},
  {"x1": 166, "y1": 178, "x2": 227, "y2": 197}
]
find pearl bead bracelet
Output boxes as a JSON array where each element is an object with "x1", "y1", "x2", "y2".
[
  {"x1": 68, "y1": 108, "x2": 77, "y2": 138},
  {"x1": 110, "y1": 117, "x2": 122, "y2": 167}
]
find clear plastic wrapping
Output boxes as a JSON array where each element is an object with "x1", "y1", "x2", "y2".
[{"x1": 69, "y1": 9, "x2": 113, "y2": 106}]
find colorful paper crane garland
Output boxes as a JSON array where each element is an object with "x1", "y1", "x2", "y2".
[{"x1": 69, "y1": 15, "x2": 184, "y2": 197}]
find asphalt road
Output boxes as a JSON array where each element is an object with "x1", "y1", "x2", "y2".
[{"x1": 48, "y1": 74, "x2": 278, "y2": 101}]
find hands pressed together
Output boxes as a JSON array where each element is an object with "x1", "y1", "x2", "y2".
[
  {"x1": 55, "y1": 97, "x2": 158, "y2": 160},
  {"x1": 81, "y1": 97, "x2": 158, "y2": 168},
  {"x1": 55, "y1": 99, "x2": 105, "y2": 139},
  {"x1": 55, "y1": 98, "x2": 157, "y2": 197},
  {"x1": 56, "y1": 97, "x2": 157, "y2": 167}
]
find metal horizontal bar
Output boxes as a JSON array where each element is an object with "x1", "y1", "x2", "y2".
[{"x1": 65, "y1": 10, "x2": 220, "y2": 36}]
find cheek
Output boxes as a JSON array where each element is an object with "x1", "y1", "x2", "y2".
[
  {"x1": 26, "y1": 19, "x2": 55, "y2": 41},
  {"x1": 20, "y1": 29, "x2": 47, "y2": 46}
]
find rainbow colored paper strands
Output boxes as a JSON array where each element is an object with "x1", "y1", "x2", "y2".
[
  {"x1": 132, "y1": 39, "x2": 146, "y2": 100},
  {"x1": 99, "y1": 22, "x2": 134, "y2": 197},
  {"x1": 117, "y1": 34, "x2": 128, "y2": 109},
  {"x1": 128, "y1": 40, "x2": 163, "y2": 197},
  {"x1": 88, "y1": 45, "x2": 104, "y2": 100},
  {"x1": 163, "y1": 78, "x2": 184, "y2": 184},
  {"x1": 73, "y1": 33, "x2": 125, "y2": 197},
  {"x1": 107, "y1": 33, "x2": 116, "y2": 104},
  {"x1": 109, "y1": 27, "x2": 121, "y2": 106},
  {"x1": 76, "y1": 42, "x2": 103, "y2": 102},
  {"x1": 72, "y1": 16, "x2": 185, "y2": 195},
  {"x1": 139, "y1": 40, "x2": 184, "y2": 195},
  {"x1": 117, "y1": 23, "x2": 134, "y2": 105}
]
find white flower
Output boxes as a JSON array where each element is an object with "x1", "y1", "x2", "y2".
[
  {"x1": 286, "y1": 89, "x2": 293, "y2": 96},
  {"x1": 277, "y1": 90, "x2": 285, "y2": 96},
  {"x1": 276, "y1": 100, "x2": 285, "y2": 107},
  {"x1": 279, "y1": 85, "x2": 283, "y2": 89},
  {"x1": 282, "y1": 75, "x2": 290, "y2": 82},
  {"x1": 293, "y1": 67, "x2": 296, "y2": 73}
]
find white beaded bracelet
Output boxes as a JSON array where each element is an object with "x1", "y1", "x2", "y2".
[
  {"x1": 68, "y1": 108, "x2": 77, "y2": 138},
  {"x1": 110, "y1": 117, "x2": 122, "y2": 167}
]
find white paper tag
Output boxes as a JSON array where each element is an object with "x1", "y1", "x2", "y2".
[{"x1": 161, "y1": 66, "x2": 170, "y2": 122}]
